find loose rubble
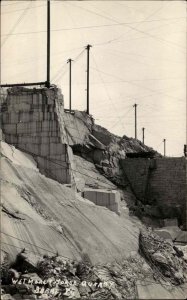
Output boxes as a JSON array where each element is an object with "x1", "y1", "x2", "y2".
[
  {"x1": 139, "y1": 229, "x2": 187, "y2": 285},
  {"x1": 1, "y1": 229, "x2": 187, "y2": 300},
  {"x1": 1, "y1": 251, "x2": 149, "y2": 299}
]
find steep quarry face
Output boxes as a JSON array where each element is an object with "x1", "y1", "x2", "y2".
[{"x1": 1, "y1": 140, "x2": 140, "y2": 264}]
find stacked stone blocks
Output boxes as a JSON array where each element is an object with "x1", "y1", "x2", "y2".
[
  {"x1": 83, "y1": 188, "x2": 120, "y2": 214},
  {"x1": 1, "y1": 87, "x2": 71, "y2": 184}
]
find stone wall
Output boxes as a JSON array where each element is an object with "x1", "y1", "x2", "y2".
[
  {"x1": 121, "y1": 157, "x2": 187, "y2": 228},
  {"x1": 120, "y1": 158, "x2": 150, "y2": 203},
  {"x1": 1, "y1": 87, "x2": 73, "y2": 184}
]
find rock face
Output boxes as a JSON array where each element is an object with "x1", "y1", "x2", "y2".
[
  {"x1": 139, "y1": 229, "x2": 187, "y2": 285},
  {"x1": 1, "y1": 140, "x2": 140, "y2": 265}
]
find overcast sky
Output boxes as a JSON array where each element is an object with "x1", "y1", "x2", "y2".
[{"x1": 1, "y1": 0, "x2": 186, "y2": 156}]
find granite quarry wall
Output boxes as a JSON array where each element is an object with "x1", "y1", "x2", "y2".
[
  {"x1": 1, "y1": 87, "x2": 73, "y2": 184},
  {"x1": 121, "y1": 157, "x2": 187, "y2": 227}
]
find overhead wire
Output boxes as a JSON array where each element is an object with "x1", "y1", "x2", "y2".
[
  {"x1": 108, "y1": 106, "x2": 134, "y2": 131},
  {"x1": 1, "y1": 1, "x2": 32, "y2": 47},
  {"x1": 91, "y1": 52, "x2": 127, "y2": 134},
  {"x1": 3, "y1": 20, "x2": 184, "y2": 37},
  {"x1": 1, "y1": 3, "x2": 46, "y2": 14},
  {"x1": 89, "y1": 1, "x2": 186, "y2": 51},
  {"x1": 2, "y1": 46, "x2": 84, "y2": 68},
  {"x1": 66, "y1": 1, "x2": 185, "y2": 52},
  {"x1": 103, "y1": 49, "x2": 184, "y2": 65},
  {"x1": 90, "y1": 66, "x2": 184, "y2": 103},
  {"x1": 53, "y1": 49, "x2": 85, "y2": 84}
]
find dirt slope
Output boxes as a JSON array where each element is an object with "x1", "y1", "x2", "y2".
[{"x1": 1, "y1": 141, "x2": 140, "y2": 265}]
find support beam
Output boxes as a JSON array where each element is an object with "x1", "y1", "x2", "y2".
[
  {"x1": 46, "y1": 0, "x2": 50, "y2": 88},
  {"x1": 0, "y1": 82, "x2": 46, "y2": 88},
  {"x1": 133, "y1": 103, "x2": 138, "y2": 139},
  {"x1": 142, "y1": 127, "x2": 145, "y2": 144},
  {"x1": 67, "y1": 59, "x2": 73, "y2": 112},
  {"x1": 86, "y1": 44, "x2": 92, "y2": 115},
  {"x1": 163, "y1": 138, "x2": 166, "y2": 156}
]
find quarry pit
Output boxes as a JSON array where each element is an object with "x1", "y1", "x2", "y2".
[{"x1": 0, "y1": 86, "x2": 187, "y2": 299}]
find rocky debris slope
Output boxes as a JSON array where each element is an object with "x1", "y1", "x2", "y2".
[
  {"x1": 1, "y1": 250, "x2": 152, "y2": 300},
  {"x1": 1, "y1": 228, "x2": 187, "y2": 300},
  {"x1": 139, "y1": 229, "x2": 187, "y2": 285}
]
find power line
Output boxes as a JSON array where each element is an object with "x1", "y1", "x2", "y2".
[
  {"x1": 66, "y1": 1, "x2": 185, "y2": 51},
  {"x1": 1, "y1": 3, "x2": 46, "y2": 14},
  {"x1": 105, "y1": 49, "x2": 184, "y2": 65},
  {"x1": 90, "y1": 66, "x2": 184, "y2": 103},
  {"x1": 104, "y1": 48, "x2": 184, "y2": 67},
  {"x1": 108, "y1": 107, "x2": 134, "y2": 131},
  {"x1": 51, "y1": 62, "x2": 68, "y2": 82},
  {"x1": 89, "y1": 1, "x2": 185, "y2": 52},
  {"x1": 1, "y1": 1, "x2": 32, "y2": 48},
  {"x1": 91, "y1": 53, "x2": 127, "y2": 134},
  {"x1": 2, "y1": 46, "x2": 84, "y2": 68},
  {"x1": 53, "y1": 49, "x2": 85, "y2": 83},
  {"x1": 2, "y1": 17, "x2": 185, "y2": 36}
]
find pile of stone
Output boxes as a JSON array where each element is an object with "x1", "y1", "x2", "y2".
[
  {"x1": 139, "y1": 228, "x2": 187, "y2": 285},
  {"x1": 2, "y1": 230, "x2": 187, "y2": 300},
  {"x1": 1, "y1": 251, "x2": 150, "y2": 300}
]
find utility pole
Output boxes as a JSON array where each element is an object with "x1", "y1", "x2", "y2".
[
  {"x1": 46, "y1": 0, "x2": 50, "y2": 88},
  {"x1": 142, "y1": 127, "x2": 145, "y2": 144},
  {"x1": 133, "y1": 103, "x2": 138, "y2": 139},
  {"x1": 86, "y1": 44, "x2": 92, "y2": 115},
  {"x1": 163, "y1": 138, "x2": 166, "y2": 156},
  {"x1": 67, "y1": 59, "x2": 73, "y2": 112}
]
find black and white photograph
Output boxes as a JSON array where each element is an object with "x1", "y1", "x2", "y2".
[{"x1": 0, "y1": 0, "x2": 187, "y2": 299}]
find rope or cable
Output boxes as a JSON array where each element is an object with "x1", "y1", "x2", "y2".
[
  {"x1": 66, "y1": 1, "x2": 185, "y2": 52},
  {"x1": 1, "y1": 235, "x2": 73, "y2": 261},
  {"x1": 90, "y1": 66, "x2": 184, "y2": 103},
  {"x1": 1, "y1": 3, "x2": 46, "y2": 14},
  {"x1": 108, "y1": 107, "x2": 134, "y2": 131},
  {"x1": 1, "y1": 1, "x2": 32, "y2": 48},
  {"x1": 105, "y1": 49, "x2": 183, "y2": 65},
  {"x1": 2, "y1": 16, "x2": 185, "y2": 37},
  {"x1": 51, "y1": 62, "x2": 68, "y2": 83},
  {"x1": 91, "y1": 53, "x2": 127, "y2": 134},
  {"x1": 89, "y1": 1, "x2": 185, "y2": 51},
  {"x1": 53, "y1": 49, "x2": 85, "y2": 84}
]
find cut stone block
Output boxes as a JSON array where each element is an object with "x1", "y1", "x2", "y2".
[
  {"x1": 50, "y1": 143, "x2": 66, "y2": 155},
  {"x1": 40, "y1": 144, "x2": 50, "y2": 156},
  {"x1": 3, "y1": 124, "x2": 17, "y2": 135},
  {"x1": 83, "y1": 188, "x2": 120, "y2": 214}
]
